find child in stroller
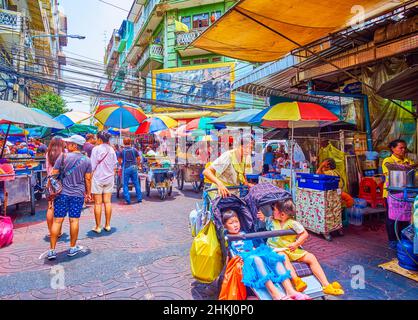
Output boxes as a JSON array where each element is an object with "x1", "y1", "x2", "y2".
[
  {"x1": 257, "y1": 198, "x2": 344, "y2": 296},
  {"x1": 223, "y1": 209, "x2": 311, "y2": 300},
  {"x1": 210, "y1": 185, "x2": 325, "y2": 300}
]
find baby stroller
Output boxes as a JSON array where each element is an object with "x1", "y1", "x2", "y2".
[{"x1": 206, "y1": 184, "x2": 325, "y2": 300}]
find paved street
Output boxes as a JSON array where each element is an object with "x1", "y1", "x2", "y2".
[{"x1": 0, "y1": 184, "x2": 417, "y2": 300}]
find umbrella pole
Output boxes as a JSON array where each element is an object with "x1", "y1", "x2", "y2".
[
  {"x1": 0, "y1": 123, "x2": 11, "y2": 158},
  {"x1": 289, "y1": 122, "x2": 295, "y2": 197},
  {"x1": 120, "y1": 111, "x2": 122, "y2": 145}
]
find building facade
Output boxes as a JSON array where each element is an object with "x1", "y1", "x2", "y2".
[
  {"x1": 0, "y1": 0, "x2": 67, "y2": 104},
  {"x1": 103, "y1": 0, "x2": 264, "y2": 118}
]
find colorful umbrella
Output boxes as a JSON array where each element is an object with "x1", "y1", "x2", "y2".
[
  {"x1": 30, "y1": 108, "x2": 53, "y2": 119},
  {"x1": 210, "y1": 109, "x2": 261, "y2": 126},
  {"x1": 250, "y1": 101, "x2": 339, "y2": 192},
  {"x1": 54, "y1": 111, "x2": 92, "y2": 128},
  {"x1": 0, "y1": 101, "x2": 64, "y2": 129},
  {"x1": 94, "y1": 101, "x2": 147, "y2": 129},
  {"x1": 250, "y1": 101, "x2": 339, "y2": 128},
  {"x1": 0, "y1": 124, "x2": 28, "y2": 136},
  {"x1": 186, "y1": 117, "x2": 217, "y2": 131},
  {"x1": 135, "y1": 115, "x2": 177, "y2": 135}
]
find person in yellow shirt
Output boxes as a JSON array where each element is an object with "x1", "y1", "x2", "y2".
[
  {"x1": 381, "y1": 139, "x2": 415, "y2": 248},
  {"x1": 203, "y1": 134, "x2": 254, "y2": 198}
]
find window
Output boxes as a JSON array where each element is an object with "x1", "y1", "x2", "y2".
[
  {"x1": 201, "y1": 58, "x2": 209, "y2": 64},
  {"x1": 181, "y1": 16, "x2": 191, "y2": 30},
  {"x1": 210, "y1": 11, "x2": 222, "y2": 24},
  {"x1": 212, "y1": 57, "x2": 221, "y2": 62},
  {"x1": 193, "y1": 59, "x2": 202, "y2": 64},
  {"x1": 193, "y1": 13, "x2": 209, "y2": 29},
  {"x1": 182, "y1": 60, "x2": 191, "y2": 66}
]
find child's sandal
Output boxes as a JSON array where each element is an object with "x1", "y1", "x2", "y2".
[
  {"x1": 323, "y1": 284, "x2": 344, "y2": 296},
  {"x1": 331, "y1": 281, "x2": 343, "y2": 290}
]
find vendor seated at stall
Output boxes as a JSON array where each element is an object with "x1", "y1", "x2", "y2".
[{"x1": 316, "y1": 158, "x2": 344, "y2": 189}]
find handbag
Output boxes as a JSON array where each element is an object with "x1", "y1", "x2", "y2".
[
  {"x1": 45, "y1": 154, "x2": 86, "y2": 201},
  {"x1": 45, "y1": 154, "x2": 66, "y2": 201}
]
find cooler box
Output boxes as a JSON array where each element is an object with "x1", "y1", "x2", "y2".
[
  {"x1": 296, "y1": 187, "x2": 342, "y2": 235},
  {"x1": 296, "y1": 173, "x2": 339, "y2": 191}
]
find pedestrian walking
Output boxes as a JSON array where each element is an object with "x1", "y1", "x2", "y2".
[
  {"x1": 45, "y1": 137, "x2": 65, "y2": 238},
  {"x1": 118, "y1": 138, "x2": 143, "y2": 205},
  {"x1": 91, "y1": 131, "x2": 118, "y2": 233},
  {"x1": 47, "y1": 135, "x2": 92, "y2": 260}
]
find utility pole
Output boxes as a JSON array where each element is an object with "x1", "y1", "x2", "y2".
[{"x1": 17, "y1": 12, "x2": 27, "y2": 104}]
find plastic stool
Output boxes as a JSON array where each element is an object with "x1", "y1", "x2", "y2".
[{"x1": 358, "y1": 177, "x2": 386, "y2": 208}]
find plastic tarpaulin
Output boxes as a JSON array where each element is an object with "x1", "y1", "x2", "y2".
[
  {"x1": 360, "y1": 58, "x2": 416, "y2": 153},
  {"x1": 319, "y1": 143, "x2": 348, "y2": 192},
  {"x1": 192, "y1": 0, "x2": 404, "y2": 62}
]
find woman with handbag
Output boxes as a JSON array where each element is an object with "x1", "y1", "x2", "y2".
[
  {"x1": 45, "y1": 137, "x2": 65, "y2": 238},
  {"x1": 91, "y1": 131, "x2": 118, "y2": 233}
]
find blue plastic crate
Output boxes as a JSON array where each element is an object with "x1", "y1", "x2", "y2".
[
  {"x1": 297, "y1": 173, "x2": 340, "y2": 191},
  {"x1": 246, "y1": 174, "x2": 260, "y2": 182}
]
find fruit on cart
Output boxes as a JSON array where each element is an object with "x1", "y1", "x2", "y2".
[{"x1": 0, "y1": 163, "x2": 14, "y2": 174}]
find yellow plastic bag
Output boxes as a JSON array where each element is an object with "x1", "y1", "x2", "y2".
[{"x1": 190, "y1": 221, "x2": 223, "y2": 283}]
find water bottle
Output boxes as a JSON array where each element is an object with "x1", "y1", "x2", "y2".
[{"x1": 349, "y1": 207, "x2": 363, "y2": 226}]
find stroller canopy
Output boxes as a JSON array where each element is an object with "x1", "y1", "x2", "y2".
[
  {"x1": 212, "y1": 195, "x2": 255, "y2": 233},
  {"x1": 245, "y1": 183, "x2": 292, "y2": 219}
]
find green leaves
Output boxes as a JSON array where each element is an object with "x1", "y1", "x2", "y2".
[{"x1": 30, "y1": 92, "x2": 70, "y2": 118}]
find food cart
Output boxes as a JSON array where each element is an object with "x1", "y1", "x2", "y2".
[
  {"x1": 143, "y1": 155, "x2": 174, "y2": 200},
  {"x1": 175, "y1": 163, "x2": 204, "y2": 192},
  {"x1": 0, "y1": 155, "x2": 46, "y2": 216},
  {"x1": 0, "y1": 100, "x2": 64, "y2": 216}
]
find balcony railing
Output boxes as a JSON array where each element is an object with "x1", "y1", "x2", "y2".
[
  {"x1": 176, "y1": 28, "x2": 207, "y2": 46},
  {"x1": 137, "y1": 44, "x2": 163, "y2": 70},
  {"x1": 133, "y1": 0, "x2": 161, "y2": 40},
  {"x1": 0, "y1": 9, "x2": 22, "y2": 31}
]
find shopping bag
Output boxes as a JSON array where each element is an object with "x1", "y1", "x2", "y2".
[
  {"x1": 219, "y1": 256, "x2": 247, "y2": 300},
  {"x1": 190, "y1": 221, "x2": 223, "y2": 283},
  {"x1": 0, "y1": 216, "x2": 13, "y2": 248}
]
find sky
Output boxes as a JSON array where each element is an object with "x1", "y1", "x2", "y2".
[{"x1": 59, "y1": 0, "x2": 133, "y2": 112}]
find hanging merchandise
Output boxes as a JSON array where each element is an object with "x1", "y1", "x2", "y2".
[
  {"x1": 218, "y1": 256, "x2": 247, "y2": 300},
  {"x1": 190, "y1": 221, "x2": 223, "y2": 283}
]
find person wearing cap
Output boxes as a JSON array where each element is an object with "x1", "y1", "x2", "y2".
[
  {"x1": 47, "y1": 135, "x2": 92, "y2": 260},
  {"x1": 203, "y1": 132, "x2": 254, "y2": 198},
  {"x1": 90, "y1": 131, "x2": 118, "y2": 233}
]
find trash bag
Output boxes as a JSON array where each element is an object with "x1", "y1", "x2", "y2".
[
  {"x1": 190, "y1": 221, "x2": 223, "y2": 283},
  {"x1": 219, "y1": 256, "x2": 247, "y2": 300},
  {"x1": 0, "y1": 216, "x2": 13, "y2": 248}
]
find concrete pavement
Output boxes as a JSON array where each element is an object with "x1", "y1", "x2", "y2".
[{"x1": 0, "y1": 185, "x2": 417, "y2": 300}]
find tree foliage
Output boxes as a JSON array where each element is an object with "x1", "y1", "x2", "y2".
[{"x1": 30, "y1": 92, "x2": 69, "y2": 118}]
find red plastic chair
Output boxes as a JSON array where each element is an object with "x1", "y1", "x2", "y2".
[{"x1": 358, "y1": 177, "x2": 386, "y2": 208}]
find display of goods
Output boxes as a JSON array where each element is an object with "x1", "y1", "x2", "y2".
[{"x1": 0, "y1": 163, "x2": 14, "y2": 175}]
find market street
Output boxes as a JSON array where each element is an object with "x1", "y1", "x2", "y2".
[{"x1": 0, "y1": 186, "x2": 416, "y2": 300}]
